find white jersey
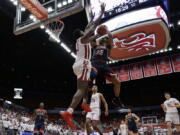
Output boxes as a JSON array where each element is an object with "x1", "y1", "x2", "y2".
[
  {"x1": 164, "y1": 98, "x2": 179, "y2": 113},
  {"x1": 90, "y1": 93, "x2": 100, "y2": 109},
  {"x1": 119, "y1": 124, "x2": 128, "y2": 135},
  {"x1": 75, "y1": 38, "x2": 91, "y2": 61},
  {"x1": 73, "y1": 38, "x2": 92, "y2": 81}
]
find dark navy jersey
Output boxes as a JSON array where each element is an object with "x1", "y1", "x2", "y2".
[
  {"x1": 35, "y1": 109, "x2": 46, "y2": 123},
  {"x1": 126, "y1": 114, "x2": 137, "y2": 127},
  {"x1": 92, "y1": 46, "x2": 109, "y2": 62}
]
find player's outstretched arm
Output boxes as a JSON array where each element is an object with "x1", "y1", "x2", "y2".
[
  {"x1": 100, "y1": 93, "x2": 108, "y2": 116},
  {"x1": 81, "y1": 32, "x2": 100, "y2": 44},
  {"x1": 174, "y1": 103, "x2": 180, "y2": 108},
  {"x1": 106, "y1": 30, "x2": 114, "y2": 50},
  {"x1": 161, "y1": 104, "x2": 167, "y2": 112},
  {"x1": 93, "y1": 3, "x2": 106, "y2": 26},
  {"x1": 173, "y1": 98, "x2": 180, "y2": 108},
  {"x1": 85, "y1": 3, "x2": 105, "y2": 31}
]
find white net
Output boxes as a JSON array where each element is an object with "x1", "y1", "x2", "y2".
[{"x1": 46, "y1": 19, "x2": 64, "y2": 42}]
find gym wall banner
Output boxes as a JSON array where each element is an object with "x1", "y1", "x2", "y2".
[
  {"x1": 142, "y1": 59, "x2": 157, "y2": 77},
  {"x1": 171, "y1": 54, "x2": 180, "y2": 72},
  {"x1": 118, "y1": 65, "x2": 130, "y2": 82},
  {"x1": 156, "y1": 56, "x2": 172, "y2": 75},
  {"x1": 130, "y1": 62, "x2": 143, "y2": 80},
  {"x1": 106, "y1": 54, "x2": 180, "y2": 83},
  {"x1": 99, "y1": 6, "x2": 170, "y2": 60}
]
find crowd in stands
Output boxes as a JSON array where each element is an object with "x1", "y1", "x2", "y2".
[{"x1": 0, "y1": 103, "x2": 178, "y2": 135}]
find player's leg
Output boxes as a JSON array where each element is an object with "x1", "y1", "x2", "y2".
[
  {"x1": 91, "y1": 109, "x2": 103, "y2": 135},
  {"x1": 106, "y1": 75, "x2": 124, "y2": 107},
  {"x1": 85, "y1": 117, "x2": 93, "y2": 135},
  {"x1": 175, "y1": 125, "x2": 180, "y2": 133},
  {"x1": 173, "y1": 113, "x2": 180, "y2": 134},
  {"x1": 81, "y1": 67, "x2": 98, "y2": 112},
  {"x1": 166, "y1": 122, "x2": 173, "y2": 135},
  {"x1": 81, "y1": 87, "x2": 92, "y2": 112},
  {"x1": 103, "y1": 64, "x2": 124, "y2": 107},
  {"x1": 61, "y1": 80, "x2": 88, "y2": 130},
  {"x1": 70, "y1": 80, "x2": 88, "y2": 108},
  {"x1": 128, "y1": 130, "x2": 134, "y2": 135},
  {"x1": 109, "y1": 75, "x2": 121, "y2": 97},
  {"x1": 133, "y1": 131, "x2": 139, "y2": 135},
  {"x1": 39, "y1": 123, "x2": 45, "y2": 135},
  {"x1": 33, "y1": 123, "x2": 39, "y2": 135},
  {"x1": 92, "y1": 121, "x2": 103, "y2": 135}
]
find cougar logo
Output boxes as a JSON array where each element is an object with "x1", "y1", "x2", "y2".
[{"x1": 113, "y1": 33, "x2": 156, "y2": 52}]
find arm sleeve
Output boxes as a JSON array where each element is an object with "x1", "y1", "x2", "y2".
[{"x1": 173, "y1": 98, "x2": 180, "y2": 103}]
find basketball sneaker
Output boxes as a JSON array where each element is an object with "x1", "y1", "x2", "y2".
[
  {"x1": 112, "y1": 97, "x2": 125, "y2": 108},
  {"x1": 60, "y1": 111, "x2": 76, "y2": 130},
  {"x1": 81, "y1": 103, "x2": 92, "y2": 112}
]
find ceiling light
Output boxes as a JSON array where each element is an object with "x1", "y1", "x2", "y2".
[
  {"x1": 169, "y1": 23, "x2": 173, "y2": 27},
  {"x1": 61, "y1": 43, "x2": 71, "y2": 53},
  {"x1": 57, "y1": 3, "x2": 62, "y2": 8},
  {"x1": 178, "y1": 20, "x2": 180, "y2": 26},
  {"x1": 62, "y1": 1, "x2": 67, "y2": 5},
  {"x1": 68, "y1": 0, "x2": 73, "y2": 3},
  {"x1": 177, "y1": 45, "x2": 180, "y2": 49},
  {"x1": 5, "y1": 100, "x2": 12, "y2": 105},
  {"x1": 160, "y1": 50, "x2": 164, "y2": 53},
  {"x1": 40, "y1": 25, "x2": 45, "y2": 29},
  {"x1": 29, "y1": 15, "x2": 34, "y2": 19},
  {"x1": 32, "y1": 17, "x2": 37, "y2": 22},
  {"x1": 71, "y1": 52, "x2": 76, "y2": 58},
  {"x1": 164, "y1": 49, "x2": 168, "y2": 52},
  {"x1": 21, "y1": 7, "x2": 26, "y2": 11},
  {"x1": 47, "y1": 7, "x2": 53, "y2": 12},
  {"x1": 168, "y1": 47, "x2": 172, "y2": 51},
  {"x1": 13, "y1": 1, "x2": 18, "y2": 5}
]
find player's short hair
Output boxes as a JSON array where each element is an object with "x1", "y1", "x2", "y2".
[
  {"x1": 164, "y1": 92, "x2": 171, "y2": 95},
  {"x1": 73, "y1": 29, "x2": 83, "y2": 40},
  {"x1": 92, "y1": 84, "x2": 98, "y2": 88}
]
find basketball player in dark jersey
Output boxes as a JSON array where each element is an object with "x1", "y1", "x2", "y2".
[
  {"x1": 90, "y1": 28, "x2": 124, "y2": 107},
  {"x1": 33, "y1": 102, "x2": 48, "y2": 135},
  {"x1": 125, "y1": 109, "x2": 140, "y2": 135}
]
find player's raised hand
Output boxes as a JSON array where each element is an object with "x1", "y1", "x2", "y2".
[
  {"x1": 100, "y1": 3, "x2": 106, "y2": 14},
  {"x1": 90, "y1": 11, "x2": 95, "y2": 20}
]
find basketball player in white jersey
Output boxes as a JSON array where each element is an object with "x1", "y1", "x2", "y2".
[
  {"x1": 118, "y1": 120, "x2": 128, "y2": 135},
  {"x1": 60, "y1": 4, "x2": 106, "y2": 130},
  {"x1": 85, "y1": 85, "x2": 108, "y2": 135},
  {"x1": 161, "y1": 92, "x2": 180, "y2": 135}
]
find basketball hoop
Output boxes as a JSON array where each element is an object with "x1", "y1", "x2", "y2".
[{"x1": 45, "y1": 18, "x2": 64, "y2": 42}]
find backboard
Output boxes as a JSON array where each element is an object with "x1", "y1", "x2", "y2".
[{"x1": 14, "y1": 0, "x2": 84, "y2": 35}]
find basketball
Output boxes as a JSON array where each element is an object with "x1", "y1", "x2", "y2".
[{"x1": 97, "y1": 25, "x2": 108, "y2": 35}]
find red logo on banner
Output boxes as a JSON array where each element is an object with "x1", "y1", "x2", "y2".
[
  {"x1": 118, "y1": 65, "x2": 130, "y2": 82},
  {"x1": 130, "y1": 63, "x2": 143, "y2": 80},
  {"x1": 143, "y1": 59, "x2": 157, "y2": 77},
  {"x1": 109, "y1": 19, "x2": 170, "y2": 60},
  {"x1": 114, "y1": 33, "x2": 156, "y2": 52},
  {"x1": 156, "y1": 56, "x2": 172, "y2": 75},
  {"x1": 171, "y1": 54, "x2": 180, "y2": 72}
]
